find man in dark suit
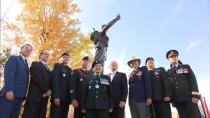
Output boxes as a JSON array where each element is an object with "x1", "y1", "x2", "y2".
[
  {"x1": 0, "y1": 44, "x2": 33, "y2": 118},
  {"x1": 70, "y1": 56, "x2": 90, "y2": 118},
  {"x1": 50, "y1": 52, "x2": 72, "y2": 118},
  {"x1": 128, "y1": 56, "x2": 152, "y2": 118},
  {"x1": 22, "y1": 49, "x2": 51, "y2": 118},
  {"x1": 108, "y1": 61, "x2": 128, "y2": 118}
]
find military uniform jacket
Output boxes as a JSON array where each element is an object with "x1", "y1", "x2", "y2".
[
  {"x1": 51, "y1": 63, "x2": 72, "y2": 104},
  {"x1": 129, "y1": 66, "x2": 152, "y2": 103},
  {"x1": 148, "y1": 67, "x2": 172, "y2": 101},
  {"x1": 81, "y1": 74, "x2": 113, "y2": 109},
  {"x1": 70, "y1": 68, "x2": 89, "y2": 104},
  {"x1": 167, "y1": 64, "x2": 199, "y2": 102}
]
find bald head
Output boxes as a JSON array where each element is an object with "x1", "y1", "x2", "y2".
[{"x1": 110, "y1": 60, "x2": 118, "y2": 72}]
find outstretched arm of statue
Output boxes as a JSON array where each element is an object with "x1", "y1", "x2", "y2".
[{"x1": 102, "y1": 14, "x2": 121, "y2": 33}]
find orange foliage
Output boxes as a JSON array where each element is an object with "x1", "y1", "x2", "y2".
[{"x1": 4, "y1": 0, "x2": 94, "y2": 69}]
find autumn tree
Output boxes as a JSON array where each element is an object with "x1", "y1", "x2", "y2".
[
  {"x1": 0, "y1": 48, "x2": 11, "y2": 89},
  {"x1": 4, "y1": 0, "x2": 94, "y2": 68}
]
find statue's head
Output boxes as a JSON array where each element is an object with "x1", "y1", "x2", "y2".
[{"x1": 101, "y1": 24, "x2": 106, "y2": 29}]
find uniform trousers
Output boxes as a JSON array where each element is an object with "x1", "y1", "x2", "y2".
[
  {"x1": 151, "y1": 101, "x2": 172, "y2": 118},
  {"x1": 175, "y1": 102, "x2": 201, "y2": 118},
  {"x1": 86, "y1": 109, "x2": 109, "y2": 118},
  {"x1": 129, "y1": 97, "x2": 151, "y2": 118}
]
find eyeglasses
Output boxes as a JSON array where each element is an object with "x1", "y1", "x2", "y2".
[{"x1": 42, "y1": 53, "x2": 49, "y2": 56}]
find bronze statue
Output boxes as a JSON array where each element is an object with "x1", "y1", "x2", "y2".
[{"x1": 90, "y1": 14, "x2": 121, "y2": 67}]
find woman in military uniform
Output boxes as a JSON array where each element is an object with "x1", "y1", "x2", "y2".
[
  {"x1": 128, "y1": 56, "x2": 152, "y2": 118},
  {"x1": 166, "y1": 50, "x2": 201, "y2": 118}
]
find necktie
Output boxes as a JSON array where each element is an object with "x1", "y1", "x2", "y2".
[
  {"x1": 45, "y1": 64, "x2": 50, "y2": 71},
  {"x1": 172, "y1": 66, "x2": 177, "y2": 76},
  {"x1": 110, "y1": 72, "x2": 115, "y2": 80},
  {"x1": 25, "y1": 59, "x2": 28, "y2": 67},
  {"x1": 95, "y1": 75, "x2": 99, "y2": 79}
]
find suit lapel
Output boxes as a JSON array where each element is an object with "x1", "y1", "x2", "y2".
[
  {"x1": 112, "y1": 71, "x2": 118, "y2": 81},
  {"x1": 40, "y1": 61, "x2": 50, "y2": 73},
  {"x1": 18, "y1": 56, "x2": 29, "y2": 72}
]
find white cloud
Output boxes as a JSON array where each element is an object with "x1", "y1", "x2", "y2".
[
  {"x1": 159, "y1": 0, "x2": 183, "y2": 32},
  {"x1": 118, "y1": 44, "x2": 128, "y2": 72},
  {"x1": 186, "y1": 41, "x2": 200, "y2": 51},
  {"x1": 164, "y1": 1, "x2": 182, "y2": 23}
]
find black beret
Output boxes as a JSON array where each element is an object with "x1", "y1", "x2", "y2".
[
  {"x1": 92, "y1": 60, "x2": 102, "y2": 68},
  {"x1": 61, "y1": 52, "x2": 69, "y2": 57},
  {"x1": 145, "y1": 57, "x2": 154, "y2": 65},
  {"x1": 166, "y1": 50, "x2": 179, "y2": 59},
  {"x1": 82, "y1": 56, "x2": 89, "y2": 61}
]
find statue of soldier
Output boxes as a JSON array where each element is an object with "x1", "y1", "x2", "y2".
[{"x1": 90, "y1": 14, "x2": 121, "y2": 67}]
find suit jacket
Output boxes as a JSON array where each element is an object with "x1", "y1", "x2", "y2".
[
  {"x1": 25, "y1": 61, "x2": 51, "y2": 103},
  {"x1": 108, "y1": 71, "x2": 128, "y2": 108},
  {"x1": 0, "y1": 55, "x2": 29, "y2": 98},
  {"x1": 129, "y1": 66, "x2": 152, "y2": 103}
]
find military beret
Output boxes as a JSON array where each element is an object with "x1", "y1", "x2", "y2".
[
  {"x1": 82, "y1": 56, "x2": 89, "y2": 61},
  {"x1": 92, "y1": 60, "x2": 102, "y2": 68},
  {"x1": 166, "y1": 50, "x2": 179, "y2": 59},
  {"x1": 61, "y1": 52, "x2": 69, "y2": 57},
  {"x1": 145, "y1": 57, "x2": 154, "y2": 65}
]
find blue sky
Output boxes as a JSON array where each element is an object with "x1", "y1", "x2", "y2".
[
  {"x1": 2, "y1": 0, "x2": 209, "y2": 79},
  {"x1": 74, "y1": 0, "x2": 210, "y2": 108},
  {"x1": 1, "y1": 0, "x2": 209, "y2": 115},
  {"x1": 75, "y1": 0, "x2": 209, "y2": 74}
]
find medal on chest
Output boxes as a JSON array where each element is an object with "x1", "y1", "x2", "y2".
[
  {"x1": 154, "y1": 69, "x2": 160, "y2": 78},
  {"x1": 176, "y1": 67, "x2": 189, "y2": 75},
  {"x1": 183, "y1": 68, "x2": 189, "y2": 73},
  {"x1": 89, "y1": 86, "x2": 91, "y2": 90},
  {"x1": 62, "y1": 68, "x2": 67, "y2": 77},
  {"x1": 95, "y1": 85, "x2": 99, "y2": 89},
  {"x1": 95, "y1": 80, "x2": 100, "y2": 89},
  {"x1": 100, "y1": 79, "x2": 109, "y2": 85},
  {"x1": 136, "y1": 71, "x2": 143, "y2": 79}
]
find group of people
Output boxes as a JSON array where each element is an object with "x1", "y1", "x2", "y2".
[{"x1": 0, "y1": 43, "x2": 202, "y2": 118}]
